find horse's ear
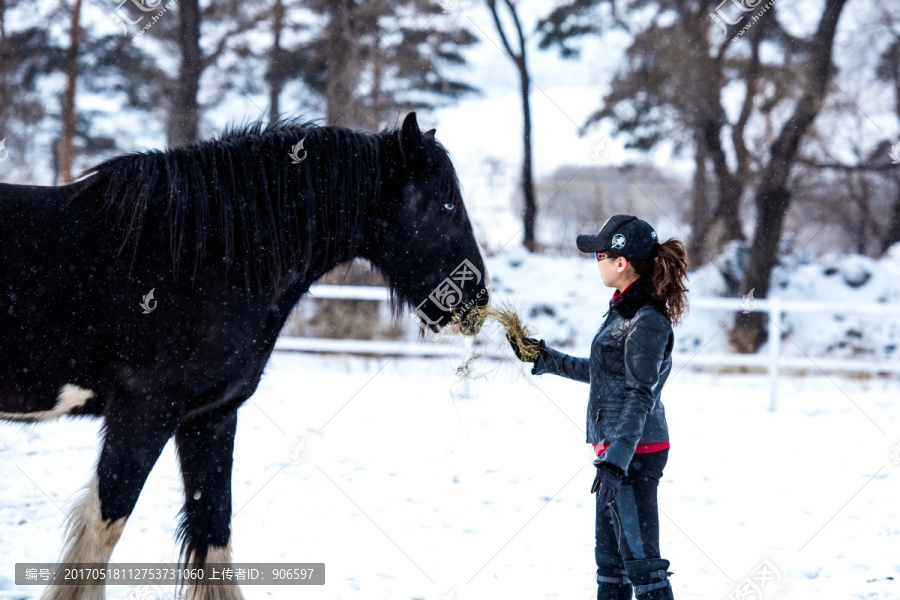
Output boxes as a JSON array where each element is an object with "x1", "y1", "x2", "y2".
[
  {"x1": 399, "y1": 112, "x2": 422, "y2": 161},
  {"x1": 424, "y1": 128, "x2": 436, "y2": 141}
]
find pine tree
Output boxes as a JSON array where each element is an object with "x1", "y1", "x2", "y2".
[{"x1": 275, "y1": 0, "x2": 479, "y2": 131}]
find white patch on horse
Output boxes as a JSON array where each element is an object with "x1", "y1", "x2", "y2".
[
  {"x1": 0, "y1": 384, "x2": 94, "y2": 422},
  {"x1": 40, "y1": 475, "x2": 125, "y2": 600},
  {"x1": 57, "y1": 383, "x2": 94, "y2": 411},
  {"x1": 185, "y1": 541, "x2": 245, "y2": 600}
]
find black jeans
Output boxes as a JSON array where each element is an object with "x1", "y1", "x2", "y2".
[{"x1": 595, "y1": 448, "x2": 668, "y2": 571}]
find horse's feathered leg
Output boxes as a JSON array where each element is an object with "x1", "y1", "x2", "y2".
[
  {"x1": 38, "y1": 476, "x2": 124, "y2": 600},
  {"x1": 40, "y1": 390, "x2": 181, "y2": 600},
  {"x1": 175, "y1": 407, "x2": 244, "y2": 600}
]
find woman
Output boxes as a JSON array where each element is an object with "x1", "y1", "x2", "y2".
[{"x1": 508, "y1": 214, "x2": 688, "y2": 600}]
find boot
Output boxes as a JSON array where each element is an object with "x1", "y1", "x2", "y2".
[
  {"x1": 596, "y1": 572, "x2": 632, "y2": 600},
  {"x1": 596, "y1": 554, "x2": 632, "y2": 600},
  {"x1": 624, "y1": 558, "x2": 674, "y2": 600}
]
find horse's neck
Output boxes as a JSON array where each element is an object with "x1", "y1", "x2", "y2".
[{"x1": 273, "y1": 255, "x2": 356, "y2": 325}]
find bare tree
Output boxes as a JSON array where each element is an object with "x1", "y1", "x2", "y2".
[
  {"x1": 540, "y1": 0, "x2": 851, "y2": 351},
  {"x1": 539, "y1": 1, "x2": 752, "y2": 265},
  {"x1": 731, "y1": 0, "x2": 849, "y2": 352},
  {"x1": 766, "y1": 1, "x2": 900, "y2": 258},
  {"x1": 487, "y1": 0, "x2": 537, "y2": 252}
]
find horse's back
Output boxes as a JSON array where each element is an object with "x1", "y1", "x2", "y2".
[
  {"x1": 0, "y1": 181, "x2": 93, "y2": 300},
  {"x1": 0, "y1": 180, "x2": 275, "y2": 420},
  {"x1": 0, "y1": 182, "x2": 82, "y2": 261}
]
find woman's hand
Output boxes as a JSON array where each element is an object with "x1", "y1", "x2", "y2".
[
  {"x1": 591, "y1": 460, "x2": 625, "y2": 508},
  {"x1": 506, "y1": 334, "x2": 545, "y2": 362}
]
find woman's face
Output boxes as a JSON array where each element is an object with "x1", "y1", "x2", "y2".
[{"x1": 596, "y1": 252, "x2": 629, "y2": 288}]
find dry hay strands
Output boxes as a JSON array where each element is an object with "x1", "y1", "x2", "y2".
[
  {"x1": 451, "y1": 302, "x2": 490, "y2": 334},
  {"x1": 452, "y1": 300, "x2": 543, "y2": 362}
]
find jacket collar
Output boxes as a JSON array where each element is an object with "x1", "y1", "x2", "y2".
[
  {"x1": 610, "y1": 277, "x2": 658, "y2": 320},
  {"x1": 611, "y1": 278, "x2": 639, "y2": 302}
]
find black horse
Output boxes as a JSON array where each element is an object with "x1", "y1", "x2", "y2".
[{"x1": 0, "y1": 112, "x2": 489, "y2": 600}]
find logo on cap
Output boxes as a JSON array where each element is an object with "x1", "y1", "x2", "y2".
[{"x1": 611, "y1": 234, "x2": 626, "y2": 249}]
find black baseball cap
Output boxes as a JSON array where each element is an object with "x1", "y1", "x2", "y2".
[{"x1": 576, "y1": 214, "x2": 659, "y2": 260}]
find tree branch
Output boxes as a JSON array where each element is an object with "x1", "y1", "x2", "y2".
[
  {"x1": 796, "y1": 158, "x2": 898, "y2": 172},
  {"x1": 487, "y1": 0, "x2": 523, "y2": 65},
  {"x1": 201, "y1": 14, "x2": 268, "y2": 71}
]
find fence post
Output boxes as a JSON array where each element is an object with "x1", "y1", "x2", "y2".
[{"x1": 768, "y1": 297, "x2": 781, "y2": 411}]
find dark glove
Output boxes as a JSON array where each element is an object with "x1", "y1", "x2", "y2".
[
  {"x1": 591, "y1": 460, "x2": 625, "y2": 508},
  {"x1": 506, "y1": 334, "x2": 545, "y2": 362}
]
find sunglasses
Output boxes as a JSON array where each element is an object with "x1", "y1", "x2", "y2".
[{"x1": 596, "y1": 252, "x2": 613, "y2": 261}]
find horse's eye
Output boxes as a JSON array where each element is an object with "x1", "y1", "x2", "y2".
[{"x1": 443, "y1": 202, "x2": 454, "y2": 211}]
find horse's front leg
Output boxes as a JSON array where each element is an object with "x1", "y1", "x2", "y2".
[
  {"x1": 40, "y1": 392, "x2": 180, "y2": 600},
  {"x1": 175, "y1": 407, "x2": 244, "y2": 600}
]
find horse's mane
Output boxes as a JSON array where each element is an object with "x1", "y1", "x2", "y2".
[{"x1": 70, "y1": 118, "x2": 383, "y2": 291}]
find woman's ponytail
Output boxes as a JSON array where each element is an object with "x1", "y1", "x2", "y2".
[{"x1": 629, "y1": 238, "x2": 689, "y2": 326}]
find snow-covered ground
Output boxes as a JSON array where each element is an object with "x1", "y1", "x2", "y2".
[{"x1": 1, "y1": 351, "x2": 898, "y2": 600}]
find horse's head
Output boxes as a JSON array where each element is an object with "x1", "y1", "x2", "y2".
[{"x1": 361, "y1": 112, "x2": 490, "y2": 336}]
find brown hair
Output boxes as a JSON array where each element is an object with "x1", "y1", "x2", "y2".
[{"x1": 611, "y1": 238, "x2": 689, "y2": 326}]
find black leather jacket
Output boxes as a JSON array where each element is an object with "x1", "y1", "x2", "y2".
[{"x1": 531, "y1": 277, "x2": 673, "y2": 473}]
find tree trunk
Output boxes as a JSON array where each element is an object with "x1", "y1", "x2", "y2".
[
  {"x1": 267, "y1": 0, "x2": 284, "y2": 124},
  {"x1": 880, "y1": 39, "x2": 900, "y2": 253},
  {"x1": 730, "y1": 0, "x2": 848, "y2": 353},
  {"x1": 719, "y1": 186, "x2": 744, "y2": 242},
  {"x1": 730, "y1": 186, "x2": 790, "y2": 352},
  {"x1": 0, "y1": 0, "x2": 7, "y2": 131},
  {"x1": 701, "y1": 118, "x2": 744, "y2": 250},
  {"x1": 520, "y1": 59, "x2": 536, "y2": 252},
  {"x1": 325, "y1": 0, "x2": 361, "y2": 128},
  {"x1": 883, "y1": 178, "x2": 900, "y2": 251},
  {"x1": 689, "y1": 127, "x2": 711, "y2": 265},
  {"x1": 57, "y1": 0, "x2": 83, "y2": 185},
  {"x1": 169, "y1": 0, "x2": 202, "y2": 146}
]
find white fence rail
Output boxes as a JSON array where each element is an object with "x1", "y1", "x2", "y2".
[
  {"x1": 682, "y1": 297, "x2": 900, "y2": 409},
  {"x1": 275, "y1": 285, "x2": 900, "y2": 408}
]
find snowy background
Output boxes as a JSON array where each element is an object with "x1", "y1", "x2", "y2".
[
  {"x1": 2, "y1": 243, "x2": 900, "y2": 600},
  {"x1": 2, "y1": 0, "x2": 900, "y2": 598}
]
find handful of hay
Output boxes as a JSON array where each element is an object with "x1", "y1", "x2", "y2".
[{"x1": 452, "y1": 299, "x2": 544, "y2": 362}]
